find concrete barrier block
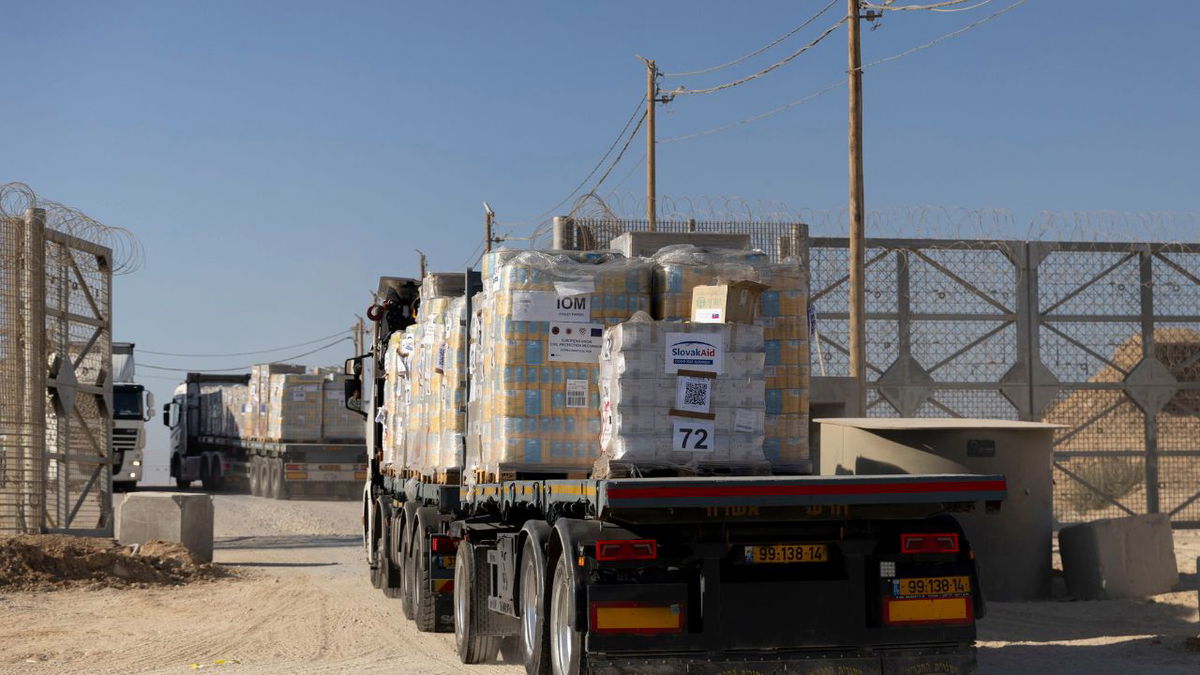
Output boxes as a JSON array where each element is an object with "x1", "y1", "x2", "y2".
[
  {"x1": 1058, "y1": 513, "x2": 1178, "y2": 600},
  {"x1": 117, "y1": 492, "x2": 214, "y2": 563}
]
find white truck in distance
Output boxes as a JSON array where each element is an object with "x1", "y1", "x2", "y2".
[{"x1": 112, "y1": 342, "x2": 153, "y2": 492}]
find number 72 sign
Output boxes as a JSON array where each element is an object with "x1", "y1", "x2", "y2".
[{"x1": 672, "y1": 420, "x2": 715, "y2": 452}]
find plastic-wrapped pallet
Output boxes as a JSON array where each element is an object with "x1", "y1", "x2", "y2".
[
  {"x1": 650, "y1": 245, "x2": 811, "y2": 468},
  {"x1": 469, "y1": 249, "x2": 653, "y2": 480},
  {"x1": 248, "y1": 363, "x2": 305, "y2": 439},
  {"x1": 381, "y1": 330, "x2": 411, "y2": 469},
  {"x1": 437, "y1": 296, "x2": 469, "y2": 474},
  {"x1": 597, "y1": 314, "x2": 769, "y2": 475},
  {"x1": 321, "y1": 373, "x2": 365, "y2": 442},
  {"x1": 266, "y1": 373, "x2": 324, "y2": 441}
]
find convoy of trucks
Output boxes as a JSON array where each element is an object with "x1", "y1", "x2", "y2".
[
  {"x1": 345, "y1": 237, "x2": 1008, "y2": 675},
  {"x1": 164, "y1": 368, "x2": 366, "y2": 499}
]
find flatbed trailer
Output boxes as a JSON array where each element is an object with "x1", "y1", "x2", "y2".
[
  {"x1": 365, "y1": 470, "x2": 1004, "y2": 674},
  {"x1": 351, "y1": 274, "x2": 1005, "y2": 674}
]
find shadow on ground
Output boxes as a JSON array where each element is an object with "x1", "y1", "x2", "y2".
[{"x1": 215, "y1": 535, "x2": 359, "y2": 550}]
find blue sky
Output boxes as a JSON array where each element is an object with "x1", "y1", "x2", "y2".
[{"x1": 2, "y1": 1, "x2": 1196, "y2": 478}]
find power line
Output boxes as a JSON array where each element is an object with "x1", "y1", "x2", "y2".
[
  {"x1": 660, "y1": 0, "x2": 1028, "y2": 142},
  {"x1": 140, "y1": 336, "x2": 353, "y2": 373},
  {"x1": 139, "y1": 329, "x2": 352, "y2": 358},
  {"x1": 588, "y1": 110, "x2": 647, "y2": 194},
  {"x1": 663, "y1": 0, "x2": 839, "y2": 78},
  {"x1": 866, "y1": 0, "x2": 985, "y2": 11},
  {"x1": 666, "y1": 17, "x2": 848, "y2": 96}
]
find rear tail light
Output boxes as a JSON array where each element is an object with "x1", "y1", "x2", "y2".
[
  {"x1": 590, "y1": 601, "x2": 684, "y2": 634},
  {"x1": 430, "y1": 534, "x2": 459, "y2": 554},
  {"x1": 900, "y1": 533, "x2": 959, "y2": 554},
  {"x1": 594, "y1": 539, "x2": 657, "y2": 562}
]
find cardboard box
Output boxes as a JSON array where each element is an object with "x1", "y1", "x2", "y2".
[{"x1": 691, "y1": 281, "x2": 767, "y2": 325}]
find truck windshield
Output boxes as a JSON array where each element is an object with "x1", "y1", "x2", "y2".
[{"x1": 113, "y1": 390, "x2": 143, "y2": 420}]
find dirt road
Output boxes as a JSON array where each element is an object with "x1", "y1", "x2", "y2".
[
  {"x1": 1, "y1": 491, "x2": 1197, "y2": 674},
  {"x1": 0, "y1": 492, "x2": 521, "y2": 675}
]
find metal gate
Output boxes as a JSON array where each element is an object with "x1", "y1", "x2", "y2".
[{"x1": 0, "y1": 205, "x2": 113, "y2": 535}]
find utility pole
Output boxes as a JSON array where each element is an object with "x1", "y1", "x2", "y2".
[
  {"x1": 645, "y1": 58, "x2": 657, "y2": 231},
  {"x1": 483, "y1": 202, "x2": 496, "y2": 253},
  {"x1": 353, "y1": 316, "x2": 364, "y2": 357},
  {"x1": 847, "y1": 0, "x2": 867, "y2": 413}
]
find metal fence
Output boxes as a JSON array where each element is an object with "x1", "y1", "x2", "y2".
[
  {"x1": 560, "y1": 217, "x2": 1200, "y2": 526},
  {"x1": 0, "y1": 207, "x2": 114, "y2": 536}
]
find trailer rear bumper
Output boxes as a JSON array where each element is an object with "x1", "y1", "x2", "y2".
[{"x1": 587, "y1": 643, "x2": 975, "y2": 674}]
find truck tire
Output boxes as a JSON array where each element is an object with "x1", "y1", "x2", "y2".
[
  {"x1": 274, "y1": 458, "x2": 289, "y2": 499},
  {"x1": 200, "y1": 456, "x2": 213, "y2": 491},
  {"x1": 382, "y1": 511, "x2": 403, "y2": 599},
  {"x1": 520, "y1": 538, "x2": 551, "y2": 674},
  {"x1": 399, "y1": 515, "x2": 416, "y2": 620},
  {"x1": 408, "y1": 527, "x2": 437, "y2": 631},
  {"x1": 175, "y1": 479, "x2": 191, "y2": 489},
  {"x1": 371, "y1": 531, "x2": 388, "y2": 590},
  {"x1": 549, "y1": 555, "x2": 585, "y2": 675},
  {"x1": 454, "y1": 540, "x2": 500, "y2": 664},
  {"x1": 249, "y1": 457, "x2": 261, "y2": 496}
]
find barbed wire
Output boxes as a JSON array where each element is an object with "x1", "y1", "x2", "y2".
[{"x1": 0, "y1": 182, "x2": 144, "y2": 274}]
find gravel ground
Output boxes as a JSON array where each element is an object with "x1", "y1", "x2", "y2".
[{"x1": 0, "y1": 489, "x2": 1197, "y2": 674}]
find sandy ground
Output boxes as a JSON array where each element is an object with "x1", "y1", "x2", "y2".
[{"x1": 0, "y1": 491, "x2": 1197, "y2": 674}]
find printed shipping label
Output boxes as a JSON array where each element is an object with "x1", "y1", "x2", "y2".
[
  {"x1": 672, "y1": 420, "x2": 716, "y2": 452},
  {"x1": 565, "y1": 379, "x2": 589, "y2": 408},
  {"x1": 511, "y1": 291, "x2": 591, "y2": 323},
  {"x1": 665, "y1": 332, "x2": 726, "y2": 374},
  {"x1": 692, "y1": 307, "x2": 724, "y2": 323},
  {"x1": 675, "y1": 375, "x2": 712, "y2": 414},
  {"x1": 291, "y1": 389, "x2": 306, "y2": 401},
  {"x1": 734, "y1": 408, "x2": 757, "y2": 434},
  {"x1": 548, "y1": 323, "x2": 605, "y2": 362}
]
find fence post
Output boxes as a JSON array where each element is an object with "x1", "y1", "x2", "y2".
[{"x1": 21, "y1": 207, "x2": 46, "y2": 533}]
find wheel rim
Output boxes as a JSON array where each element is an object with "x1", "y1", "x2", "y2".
[
  {"x1": 454, "y1": 546, "x2": 468, "y2": 647},
  {"x1": 550, "y1": 564, "x2": 573, "y2": 675},
  {"x1": 521, "y1": 554, "x2": 539, "y2": 656}
]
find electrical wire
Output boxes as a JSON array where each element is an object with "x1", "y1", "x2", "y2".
[
  {"x1": 588, "y1": 111, "x2": 647, "y2": 193},
  {"x1": 667, "y1": 17, "x2": 848, "y2": 96},
  {"x1": 140, "y1": 336, "x2": 353, "y2": 373},
  {"x1": 660, "y1": 0, "x2": 1028, "y2": 142},
  {"x1": 663, "y1": 0, "x2": 839, "y2": 78},
  {"x1": 139, "y1": 329, "x2": 353, "y2": 358},
  {"x1": 866, "y1": 0, "x2": 986, "y2": 10}
]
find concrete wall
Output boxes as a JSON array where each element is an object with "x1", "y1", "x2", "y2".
[{"x1": 817, "y1": 422, "x2": 1055, "y2": 601}]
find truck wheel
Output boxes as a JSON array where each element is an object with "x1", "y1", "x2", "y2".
[
  {"x1": 175, "y1": 479, "x2": 191, "y2": 489},
  {"x1": 248, "y1": 457, "x2": 261, "y2": 496},
  {"x1": 409, "y1": 527, "x2": 437, "y2": 631},
  {"x1": 200, "y1": 457, "x2": 213, "y2": 491},
  {"x1": 371, "y1": 532, "x2": 388, "y2": 590},
  {"x1": 400, "y1": 526, "x2": 416, "y2": 620},
  {"x1": 454, "y1": 540, "x2": 500, "y2": 664},
  {"x1": 275, "y1": 458, "x2": 290, "y2": 499},
  {"x1": 382, "y1": 513, "x2": 402, "y2": 599},
  {"x1": 520, "y1": 539, "x2": 550, "y2": 674},
  {"x1": 549, "y1": 556, "x2": 585, "y2": 675},
  {"x1": 499, "y1": 636, "x2": 523, "y2": 664}
]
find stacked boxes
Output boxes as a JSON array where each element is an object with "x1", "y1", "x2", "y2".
[
  {"x1": 248, "y1": 363, "x2": 305, "y2": 439},
  {"x1": 321, "y1": 373, "x2": 364, "y2": 442},
  {"x1": 650, "y1": 245, "x2": 811, "y2": 468},
  {"x1": 468, "y1": 249, "x2": 653, "y2": 478},
  {"x1": 266, "y1": 373, "x2": 325, "y2": 441},
  {"x1": 381, "y1": 331, "x2": 412, "y2": 469},
  {"x1": 198, "y1": 384, "x2": 247, "y2": 438},
  {"x1": 597, "y1": 317, "x2": 769, "y2": 472}
]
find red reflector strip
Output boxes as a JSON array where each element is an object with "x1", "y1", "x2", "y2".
[
  {"x1": 605, "y1": 480, "x2": 1006, "y2": 500},
  {"x1": 590, "y1": 601, "x2": 684, "y2": 634},
  {"x1": 594, "y1": 539, "x2": 657, "y2": 561},
  {"x1": 901, "y1": 532, "x2": 960, "y2": 554},
  {"x1": 884, "y1": 596, "x2": 973, "y2": 625},
  {"x1": 430, "y1": 535, "x2": 459, "y2": 554},
  {"x1": 285, "y1": 464, "x2": 303, "y2": 471}
]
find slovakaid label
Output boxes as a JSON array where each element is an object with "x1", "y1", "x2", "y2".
[{"x1": 665, "y1": 332, "x2": 725, "y2": 374}]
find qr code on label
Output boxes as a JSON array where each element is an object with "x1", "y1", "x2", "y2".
[{"x1": 683, "y1": 381, "x2": 709, "y2": 407}]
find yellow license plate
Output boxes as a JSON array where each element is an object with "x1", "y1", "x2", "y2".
[
  {"x1": 744, "y1": 543, "x2": 828, "y2": 564},
  {"x1": 893, "y1": 576, "x2": 971, "y2": 597}
]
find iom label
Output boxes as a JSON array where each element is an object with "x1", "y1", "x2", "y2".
[
  {"x1": 665, "y1": 332, "x2": 725, "y2": 374},
  {"x1": 510, "y1": 291, "x2": 591, "y2": 322}
]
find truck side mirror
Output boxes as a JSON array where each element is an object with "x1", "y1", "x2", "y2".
[
  {"x1": 344, "y1": 356, "x2": 367, "y2": 419},
  {"x1": 161, "y1": 402, "x2": 171, "y2": 427},
  {"x1": 145, "y1": 392, "x2": 157, "y2": 421}
]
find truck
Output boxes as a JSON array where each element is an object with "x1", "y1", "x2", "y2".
[
  {"x1": 164, "y1": 371, "x2": 368, "y2": 499},
  {"x1": 348, "y1": 270, "x2": 1007, "y2": 675},
  {"x1": 112, "y1": 342, "x2": 154, "y2": 492}
]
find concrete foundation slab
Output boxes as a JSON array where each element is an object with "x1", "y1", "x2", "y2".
[
  {"x1": 1059, "y1": 513, "x2": 1179, "y2": 600},
  {"x1": 117, "y1": 492, "x2": 214, "y2": 563}
]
